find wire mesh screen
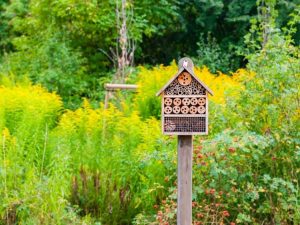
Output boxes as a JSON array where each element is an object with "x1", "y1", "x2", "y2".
[{"x1": 164, "y1": 117, "x2": 206, "y2": 133}]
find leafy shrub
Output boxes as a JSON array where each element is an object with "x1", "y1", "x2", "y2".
[
  {"x1": 193, "y1": 34, "x2": 241, "y2": 74},
  {"x1": 149, "y1": 127, "x2": 299, "y2": 224},
  {"x1": 54, "y1": 101, "x2": 176, "y2": 224},
  {"x1": 135, "y1": 23, "x2": 300, "y2": 225},
  {"x1": 0, "y1": 30, "x2": 92, "y2": 109},
  {"x1": 0, "y1": 83, "x2": 178, "y2": 224}
]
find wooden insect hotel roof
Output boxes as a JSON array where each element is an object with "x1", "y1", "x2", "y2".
[{"x1": 156, "y1": 58, "x2": 213, "y2": 96}]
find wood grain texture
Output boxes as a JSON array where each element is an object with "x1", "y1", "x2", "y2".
[
  {"x1": 104, "y1": 84, "x2": 138, "y2": 90},
  {"x1": 177, "y1": 135, "x2": 193, "y2": 225}
]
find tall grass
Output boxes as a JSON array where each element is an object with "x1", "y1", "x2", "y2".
[
  {"x1": 0, "y1": 84, "x2": 177, "y2": 224},
  {"x1": 55, "y1": 101, "x2": 176, "y2": 224},
  {"x1": 0, "y1": 85, "x2": 78, "y2": 224}
]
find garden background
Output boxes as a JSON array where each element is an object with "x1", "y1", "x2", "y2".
[{"x1": 0, "y1": 0, "x2": 299, "y2": 224}]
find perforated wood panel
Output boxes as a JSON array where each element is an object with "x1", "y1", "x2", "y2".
[
  {"x1": 162, "y1": 71, "x2": 208, "y2": 135},
  {"x1": 163, "y1": 97, "x2": 206, "y2": 115}
]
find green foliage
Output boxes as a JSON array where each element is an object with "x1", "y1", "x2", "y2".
[
  {"x1": 0, "y1": 0, "x2": 180, "y2": 108},
  {"x1": 0, "y1": 0, "x2": 10, "y2": 53},
  {"x1": 198, "y1": 130, "x2": 299, "y2": 223},
  {"x1": 0, "y1": 0, "x2": 29, "y2": 54},
  {"x1": 0, "y1": 1, "x2": 299, "y2": 224},
  {"x1": 151, "y1": 127, "x2": 299, "y2": 224},
  {"x1": 137, "y1": 4, "x2": 300, "y2": 224},
  {"x1": 1, "y1": 0, "x2": 299, "y2": 108},
  {"x1": 193, "y1": 33, "x2": 240, "y2": 73},
  {"x1": 239, "y1": 35, "x2": 299, "y2": 140},
  {"x1": 6, "y1": 0, "x2": 179, "y2": 70},
  {"x1": 239, "y1": 1, "x2": 300, "y2": 147},
  {"x1": 55, "y1": 102, "x2": 176, "y2": 224},
  {"x1": 0, "y1": 85, "x2": 177, "y2": 224},
  {"x1": 140, "y1": 0, "x2": 256, "y2": 67},
  {"x1": 140, "y1": 0, "x2": 299, "y2": 68},
  {"x1": 0, "y1": 86, "x2": 82, "y2": 224},
  {"x1": 1, "y1": 30, "x2": 91, "y2": 109}
]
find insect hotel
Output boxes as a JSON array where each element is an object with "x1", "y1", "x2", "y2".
[{"x1": 156, "y1": 57, "x2": 213, "y2": 135}]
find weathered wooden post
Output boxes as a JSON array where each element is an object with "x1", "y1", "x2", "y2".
[
  {"x1": 156, "y1": 57, "x2": 213, "y2": 225},
  {"x1": 104, "y1": 84, "x2": 138, "y2": 108}
]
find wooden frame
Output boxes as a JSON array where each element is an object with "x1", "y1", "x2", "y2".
[
  {"x1": 156, "y1": 64, "x2": 212, "y2": 135},
  {"x1": 104, "y1": 84, "x2": 138, "y2": 91},
  {"x1": 104, "y1": 83, "x2": 138, "y2": 108}
]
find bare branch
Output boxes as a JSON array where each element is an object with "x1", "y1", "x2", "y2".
[{"x1": 99, "y1": 48, "x2": 115, "y2": 64}]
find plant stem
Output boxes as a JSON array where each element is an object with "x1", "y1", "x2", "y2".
[
  {"x1": 2, "y1": 131, "x2": 8, "y2": 220},
  {"x1": 40, "y1": 124, "x2": 48, "y2": 182}
]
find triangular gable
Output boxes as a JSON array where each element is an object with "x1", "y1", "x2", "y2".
[
  {"x1": 156, "y1": 67, "x2": 213, "y2": 96},
  {"x1": 155, "y1": 67, "x2": 185, "y2": 97}
]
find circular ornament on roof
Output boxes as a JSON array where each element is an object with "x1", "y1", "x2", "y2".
[{"x1": 178, "y1": 72, "x2": 192, "y2": 86}]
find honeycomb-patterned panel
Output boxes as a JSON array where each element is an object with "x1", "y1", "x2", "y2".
[
  {"x1": 164, "y1": 75, "x2": 206, "y2": 95},
  {"x1": 164, "y1": 117, "x2": 206, "y2": 133}
]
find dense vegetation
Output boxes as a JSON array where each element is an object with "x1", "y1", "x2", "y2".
[
  {"x1": 0, "y1": 0, "x2": 299, "y2": 224},
  {"x1": 0, "y1": 0, "x2": 299, "y2": 108}
]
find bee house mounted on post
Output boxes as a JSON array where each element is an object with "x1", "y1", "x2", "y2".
[{"x1": 156, "y1": 58, "x2": 213, "y2": 135}]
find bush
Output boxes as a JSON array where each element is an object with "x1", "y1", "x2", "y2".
[
  {"x1": 0, "y1": 30, "x2": 93, "y2": 109},
  {"x1": 0, "y1": 83, "x2": 177, "y2": 224},
  {"x1": 54, "y1": 101, "x2": 176, "y2": 224},
  {"x1": 193, "y1": 34, "x2": 241, "y2": 74},
  {"x1": 0, "y1": 85, "x2": 81, "y2": 224}
]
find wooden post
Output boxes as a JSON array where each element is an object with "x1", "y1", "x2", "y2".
[
  {"x1": 156, "y1": 58, "x2": 213, "y2": 224},
  {"x1": 177, "y1": 135, "x2": 193, "y2": 225},
  {"x1": 104, "y1": 90, "x2": 110, "y2": 109},
  {"x1": 104, "y1": 84, "x2": 137, "y2": 109}
]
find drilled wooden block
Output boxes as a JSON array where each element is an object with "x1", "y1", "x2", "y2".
[
  {"x1": 173, "y1": 98, "x2": 181, "y2": 106},
  {"x1": 198, "y1": 106, "x2": 205, "y2": 114}
]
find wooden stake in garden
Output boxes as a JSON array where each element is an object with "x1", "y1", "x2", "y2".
[{"x1": 156, "y1": 57, "x2": 213, "y2": 225}]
